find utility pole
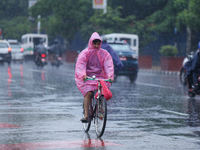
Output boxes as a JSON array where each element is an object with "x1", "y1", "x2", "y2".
[
  {"x1": 103, "y1": 0, "x2": 107, "y2": 14},
  {"x1": 29, "y1": 0, "x2": 40, "y2": 34},
  {"x1": 0, "y1": 29, "x2": 2, "y2": 39},
  {"x1": 186, "y1": 26, "x2": 191, "y2": 54},
  {"x1": 37, "y1": 15, "x2": 41, "y2": 34},
  {"x1": 174, "y1": 26, "x2": 177, "y2": 48}
]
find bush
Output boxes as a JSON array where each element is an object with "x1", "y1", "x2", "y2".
[{"x1": 159, "y1": 45, "x2": 178, "y2": 56}]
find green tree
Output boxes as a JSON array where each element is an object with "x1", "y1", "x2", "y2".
[
  {"x1": 0, "y1": 0, "x2": 30, "y2": 41},
  {"x1": 29, "y1": 0, "x2": 92, "y2": 43},
  {"x1": 108, "y1": 0, "x2": 200, "y2": 53},
  {"x1": 28, "y1": 0, "x2": 200, "y2": 52},
  {"x1": 141, "y1": 0, "x2": 200, "y2": 53},
  {"x1": 108, "y1": 0, "x2": 168, "y2": 20},
  {"x1": 0, "y1": 0, "x2": 28, "y2": 19},
  {"x1": 28, "y1": 0, "x2": 182, "y2": 50},
  {"x1": 0, "y1": 16, "x2": 34, "y2": 41},
  {"x1": 81, "y1": 6, "x2": 135, "y2": 36},
  {"x1": 176, "y1": 0, "x2": 200, "y2": 53},
  {"x1": 80, "y1": 6, "x2": 155, "y2": 48}
]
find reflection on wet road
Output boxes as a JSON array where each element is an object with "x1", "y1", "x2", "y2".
[{"x1": 0, "y1": 61, "x2": 199, "y2": 149}]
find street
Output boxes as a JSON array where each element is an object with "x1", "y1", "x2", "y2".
[{"x1": 0, "y1": 61, "x2": 199, "y2": 150}]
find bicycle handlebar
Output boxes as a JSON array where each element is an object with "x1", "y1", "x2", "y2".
[{"x1": 84, "y1": 76, "x2": 112, "y2": 83}]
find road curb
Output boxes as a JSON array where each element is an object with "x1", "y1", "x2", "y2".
[{"x1": 139, "y1": 69, "x2": 180, "y2": 76}]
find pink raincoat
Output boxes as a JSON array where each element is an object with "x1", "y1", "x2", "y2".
[{"x1": 75, "y1": 32, "x2": 114, "y2": 96}]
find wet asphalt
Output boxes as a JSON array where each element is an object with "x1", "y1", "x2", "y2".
[{"x1": 0, "y1": 60, "x2": 199, "y2": 150}]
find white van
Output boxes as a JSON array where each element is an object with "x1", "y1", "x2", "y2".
[
  {"x1": 21, "y1": 33, "x2": 48, "y2": 56},
  {"x1": 104, "y1": 33, "x2": 139, "y2": 56}
]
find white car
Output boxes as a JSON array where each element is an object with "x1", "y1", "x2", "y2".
[
  {"x1": 7, "y1": 39, "x2": 24, "y2": 63},
  {"x1": 0, "y1": 40, "x2": 12, "y2": 65}
]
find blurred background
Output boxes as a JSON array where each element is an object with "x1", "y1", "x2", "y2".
[{"x1": 0, "y1": 0, "x2": 200, "y2": 67}]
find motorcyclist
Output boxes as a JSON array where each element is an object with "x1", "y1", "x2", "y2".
[
  {"x1": 100, "y1": 35, "x2": 124, "y2": 74},
  {"x1": 183, "y1": 42, "x2": 200, "y2": 92},
  {"x1": 49, "y1": 39, "x2": 63, "y2": 61},
  {"x1": 34, "y1": 39, "x2": 47, "y2": 61}
]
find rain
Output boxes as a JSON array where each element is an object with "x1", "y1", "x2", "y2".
[{"x1": 0, "y1": 0, "x2": 200, "y2": 150}]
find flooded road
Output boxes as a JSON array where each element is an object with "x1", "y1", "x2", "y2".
[{"x1": 0, "y1": 61, "x2": 199, "y2": 150}]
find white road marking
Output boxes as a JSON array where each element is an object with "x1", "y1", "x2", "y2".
[
  {"x1": 137, "y1": 82, "x2": 175, "y2": 89},
  {"x1": 162, "y1": 109, "x2": 188, "y2": 116},
  {"x1": 128, "y1": 94, "x2": 141, "y2": 96},
  {"x1": 28, "y1": 69, "x2": 45, "y2": 72},
  {"x1": 43, "y1": 86, "x2": 56, "y2": 90}
]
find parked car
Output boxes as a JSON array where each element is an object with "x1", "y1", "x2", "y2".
[
  {"x1": 108, "y1": 41, "x2": 138, "y2": 82},
  {"x1": 7, "y1": 39, "x2": 24, "y2": 63},
  {"x1": 180, "y1": 52, "x2": 194, "y2": 85},
  {"x1": 0, "y1": 40, "x2": 12, "y2": 65}
]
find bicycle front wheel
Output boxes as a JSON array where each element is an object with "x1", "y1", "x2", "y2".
[
  {"x1": 82, "y1": 102, "x2": 91, "y2": 132},
  {"x1": 95, "y1": 96, "x2": 107, "y2": 138}
]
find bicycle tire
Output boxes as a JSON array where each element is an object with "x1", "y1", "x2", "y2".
[
  {"x1": 82, "y1": 102, "x2": 92, "y2": 132},
  {"x1": 95, "y1": 96, "x2": 107, "y2": 138}
]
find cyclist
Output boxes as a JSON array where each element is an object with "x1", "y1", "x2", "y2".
[{"x1": 75, "y1": 32, "x2": 114, "y2": 123}]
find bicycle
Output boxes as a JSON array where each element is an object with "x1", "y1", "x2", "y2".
[{"x1": 82, "y1": 76, "x2": 112, "y2": 138}]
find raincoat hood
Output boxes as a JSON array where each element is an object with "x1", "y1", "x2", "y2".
[{"x1": 88, "y1": 32, "x2": 102, "y2": 51}]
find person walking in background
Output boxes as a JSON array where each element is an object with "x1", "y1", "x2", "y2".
[{"x1": 101, "y1": 35, "x2": 124, "y2": 74}]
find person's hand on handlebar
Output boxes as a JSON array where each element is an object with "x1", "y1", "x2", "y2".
[
  {"x1": 108, "y1": 77, "x2": 114, "y2": 82},
  {"x1": 83, "y1": 75, "x2": 88, "y2": 81}
]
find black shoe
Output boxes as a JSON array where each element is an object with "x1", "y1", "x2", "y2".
[{"x1": 80, "y1": 117, "x2": 88, "y2": 123}]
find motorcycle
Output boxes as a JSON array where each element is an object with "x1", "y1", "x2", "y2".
[
  {"x1": 187, "y1": 69, "x2": 200, "y2": 98},
  {"x1": 185, "y1": 51, "x2": 200, "y2": 98},
  {"x1": 51, "y1": 54, "x2": 62, "y2": 67},
  {"x1": 35, "y1": 53, "x2": 48, "y2": 68}
]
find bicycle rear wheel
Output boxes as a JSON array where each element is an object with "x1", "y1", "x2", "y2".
[
  {"x1": 82, "y1": 102, "x2": 92, "y2": 132},
  {"x1": 95, "y1": 96, "x2": 107, "y2": 138}
]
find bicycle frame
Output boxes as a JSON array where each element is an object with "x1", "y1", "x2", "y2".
[
  {"x1": 89, "y1": 79, "x2": 107, "y2": 122},
  {"x1": 96, "y1": 80, "x2": 102, "y2": 100}
]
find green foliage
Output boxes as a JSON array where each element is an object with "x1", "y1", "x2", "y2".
[
  {"x1": 108, "y1": 0, "x2": 168, "y2": 20},
  {"x1": 146, "y1": 0, "x2": 178, "y2": 33},
  {"x1": 0, "y1": 0, "x2": 30, "y2": 41},
  {"x1": 175, "y1": 0, "x2": 200, "y2": 32},
  {"x1": 89, "y1": 6, "x2": 135, "y2": 33},
  {"x1": 149, "y1": 0, "x2": 200, "y2": 33},
  {"x1": 186, "y1": 0, "x2": 200, "y2": 32},
  {"x1": 80, "y1": 6, "x2": 147, "y2": 45},
  {"x1": 29, "y1": 0, "x2": 92, "y2": 42},
  {"x1": 0, "y1": 0, "x2": 200, "y2": 51},
  {"x1": 0, "y1": 0, "x2": 28, "y2": 19},
  {"x1": 0, "y1": 16, "x2": 34, "y2": 41},
  {"x1": 159, "y1": 45, "x2": 178, "y2": 56}
]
